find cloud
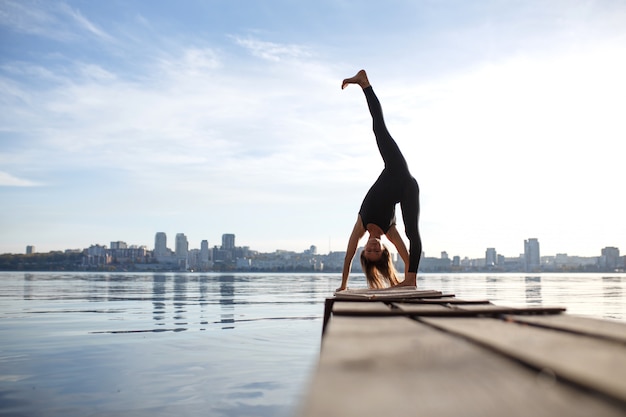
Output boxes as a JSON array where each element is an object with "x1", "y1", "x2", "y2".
[
  {"x1": 0, "y1": 0, "x2": 67, "y2": 39},
  {"x1": 0, "y1": 35, "x2": 360, "y2": 202},
  {"x1": 58, "y1": 3, "x2": 113, "y2": 42},
  {"x1": 0, "y1": 171, "x2": 42, "y2": 187},
  {"x1": 0, "y1": 0, "x2": 112, "y2": 42},
  {"x1": 233, "y1": 37, "x2": 312, "y2": 62}
]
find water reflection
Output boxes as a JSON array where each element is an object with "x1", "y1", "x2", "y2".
[
  {"x1": 524, "y1": 276, "x2": 542, "y2": 305},
  {"x1": 198, "y1": 275, "x2": 209, "y2": 330},
  {"x1": 152, "y1": 275, "x2": 166, "y2": 326},
  {"x1": 173, "y1": 275, "x2": 188, "y2": 331},
  {"x1": 219, "y1": 275, "x2": 236, "y2": 330},
  {"x1": 602, "y1": 276, "x2": 623, "y2": 321},
  {"x1": 417, "y1": 273, "x2": 626, "y2": 320},
  {"x1": 486, "y1": 276, "x2": 498, "y2": 300},
  {"x1": 23, "y1": 273, "x2": 34, "y2": 300},
  {"x1": 9, "y1": 272, "x2": 626, "y2": 326}
]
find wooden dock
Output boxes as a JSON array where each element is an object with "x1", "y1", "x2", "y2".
[{"x1": 297, "y1": 288, "x2": 626, "y2": 417}]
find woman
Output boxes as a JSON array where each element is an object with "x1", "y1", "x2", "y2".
[{"x1": 337, "y1": 70, "x2": 422, "y2": 291}]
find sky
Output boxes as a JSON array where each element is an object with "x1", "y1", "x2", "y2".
[{"x1": 1, "y1": 0, "x2": 625, "y2": 259}]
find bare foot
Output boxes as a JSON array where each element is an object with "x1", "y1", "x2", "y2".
[
  {"x1": 341, "y1": 69, "x2": 371, "y2": 90},
  {"x1": 391, "y1": 272, "x2": 417, "y2": 289},
  {"x1": 391, "y1": 280, "x2": 417, "y2": 289}
]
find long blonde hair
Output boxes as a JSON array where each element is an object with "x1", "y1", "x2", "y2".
[{"x1": 360, "y1": 245, "x2": 400, "y2": 289}]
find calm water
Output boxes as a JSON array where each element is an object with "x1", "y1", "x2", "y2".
[{"x1": 0, "y1": 272, "x2": 624, "y2": 417}]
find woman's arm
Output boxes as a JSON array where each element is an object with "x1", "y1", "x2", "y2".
[
  {"x1": 385, "y1": 225, "x2": 410, "y2": 275},
  {"x1": 386, "y1": 225, "x2": 418, "y2": 286},
  {"x1": 337, "y1": 215, "x2": 366, "y2": 292}
]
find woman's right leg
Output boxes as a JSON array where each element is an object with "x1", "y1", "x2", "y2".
[
  {"x1": 363, "y1": 86, "x2": 409, "y2": 172},
  {"x1": 343, "y1": 70, "x2": 410, "y2": 172}
]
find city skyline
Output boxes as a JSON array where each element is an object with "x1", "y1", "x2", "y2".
[
  {"x1": 5, "y1": 230, "x2": 623, "y2": 273},
  {"x1": 8, "y1": 225, "x2": 625, "y2": 260},
  {"x1": 13, "y1": 230, "x2": 622, "y2": 264},
  {"x1": 1, "y1": 1, "x2": 625, "y2": 259}
]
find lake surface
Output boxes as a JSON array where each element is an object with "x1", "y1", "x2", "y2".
[{"x1": 0, "y1": 272, "x2": 624, "y2": 417}]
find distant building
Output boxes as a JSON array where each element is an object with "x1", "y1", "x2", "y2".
[
  {"x1": 501, "y1": 255, "x2": 525, "y2": 272},
  {"x1": 154, "y1": 232, "x2": 168, "y2": 258},
  {"x1": 200, "y1": 240, "x2": 212, "y2": 270},
  {"x1": 213, "y1": 247, "x2": 233, "y2": 263},
  {"x1": 485, "y1": 248, "x2": 497, "y2": 267},
  {"x1": 26, "y1": 245, "x2": 35, "y2": 255},
  {"x1": 236, "y1": 258, "x2": 251, "y2": 269},
  {"x1": 83, "y1": 244, "x2": 110, "y2": 267},
  {"x1": 524, "y1": 238, "x2": 541, "y2": 272},
  {"x1": 175, "y1": 233, "x2": 188, "y2": 258},
  {"x1": 187, "y1": 249, "x2": 200, "y2": 270},
  {"x1": 419, "y1": 252, "x2": 452, "y2": 272},
  {"x1": 110, "y1": 241, "x2": 127, "y2": 250},
  {"x1": 222, "y1": 234, "x2": 235, "y2": 250},
  {"x1": 600, "y1": 246, "x2": 620, "y2": 271}
]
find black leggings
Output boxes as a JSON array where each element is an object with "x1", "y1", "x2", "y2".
[{"x1": 364, "y1": 86, "x2": 422, "y2": 273}]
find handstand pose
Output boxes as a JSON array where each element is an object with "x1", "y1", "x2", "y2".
[{"x1": 337, "y1": 70, "x2": 422, "y2": 291}]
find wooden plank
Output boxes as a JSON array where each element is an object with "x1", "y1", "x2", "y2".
[
  {"x1": 453, "y1": 303, "x2": 503, "y2": 310},
  {"x1": 506, "y1": 314, "x2": 626, "y2": 344},
  {"x1": 453, "y1": 304, "x2": 567, "y2": 315},
  {"x1": 390, "y1": 303, "x2": 452, "y2": 313},
  {"x1": 334, "y1": 288, "x2": 442, "y2": 301},
  {"x1": 419, "y1": 317, "x2": 626, "y2": 405},
  {"x1": 322, "y1": 298, "x2": 334, "y2": 336},
  {"x1": 402, "y1": 297, "x2": 491, "y2": 304},
  {"x1": 384, "y1": 297, "x2": 491, "y2": 305},
  {"x1": 332, "y1": 301, "x2": 393, "y2": 314},
  {"x1": 298, "y1": 316, "x2": 625, "y2": 417},
  {"x1": 334, "y1": 302, "x2": 566, "y2": 318}
]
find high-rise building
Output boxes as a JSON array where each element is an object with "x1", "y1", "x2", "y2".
[
  {"x1": 222, "y1": 234, "x2": 235, "y2": 250},
  {"x1": 26, "y1": 245, "x2": 35, "y2": 255},
  {"x1": 524, "y1": 238, "x2": 541, "y2": 272},
  {"x1": 200, "y1": 240, "x2": 210, "y2": 257},
  {"x1": 154, "y1": 232, "x2": 168, "y2": 258},
  {"x1": 600, "y1": 246, "x2": 620, "y2": 271},
  {"x1": 175, "y1": 233, "x2": 189, "y2": 260},
  {"x1": 485, "y1": 248, "x2": 497, "y2": 266},
  {"x1": 200, "y1": 240, "x2": 211, "y2": 269},
  {"x1": 110, "y1": 241, "x2": 127, "y2": 250}
]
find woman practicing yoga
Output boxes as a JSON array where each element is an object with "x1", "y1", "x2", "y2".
[{"x1": 337, "y1": 69, "x2": 422, "y2": 291}]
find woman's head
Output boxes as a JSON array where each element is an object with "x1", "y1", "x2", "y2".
[
  {"x1": 360, "y1": 241, "x2": 399, "y2": 289},
  {"x1": 362, "y1": 237, "x2": 384, "y2": 262}
]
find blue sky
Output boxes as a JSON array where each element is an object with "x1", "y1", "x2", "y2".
[{"x1": 1, "y1": 0, "x2": 625, "y2": 259}]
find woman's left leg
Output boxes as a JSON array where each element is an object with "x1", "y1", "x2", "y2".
[{"x1": 401, "y1": 177, "x2": 422, "y2": 274}]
